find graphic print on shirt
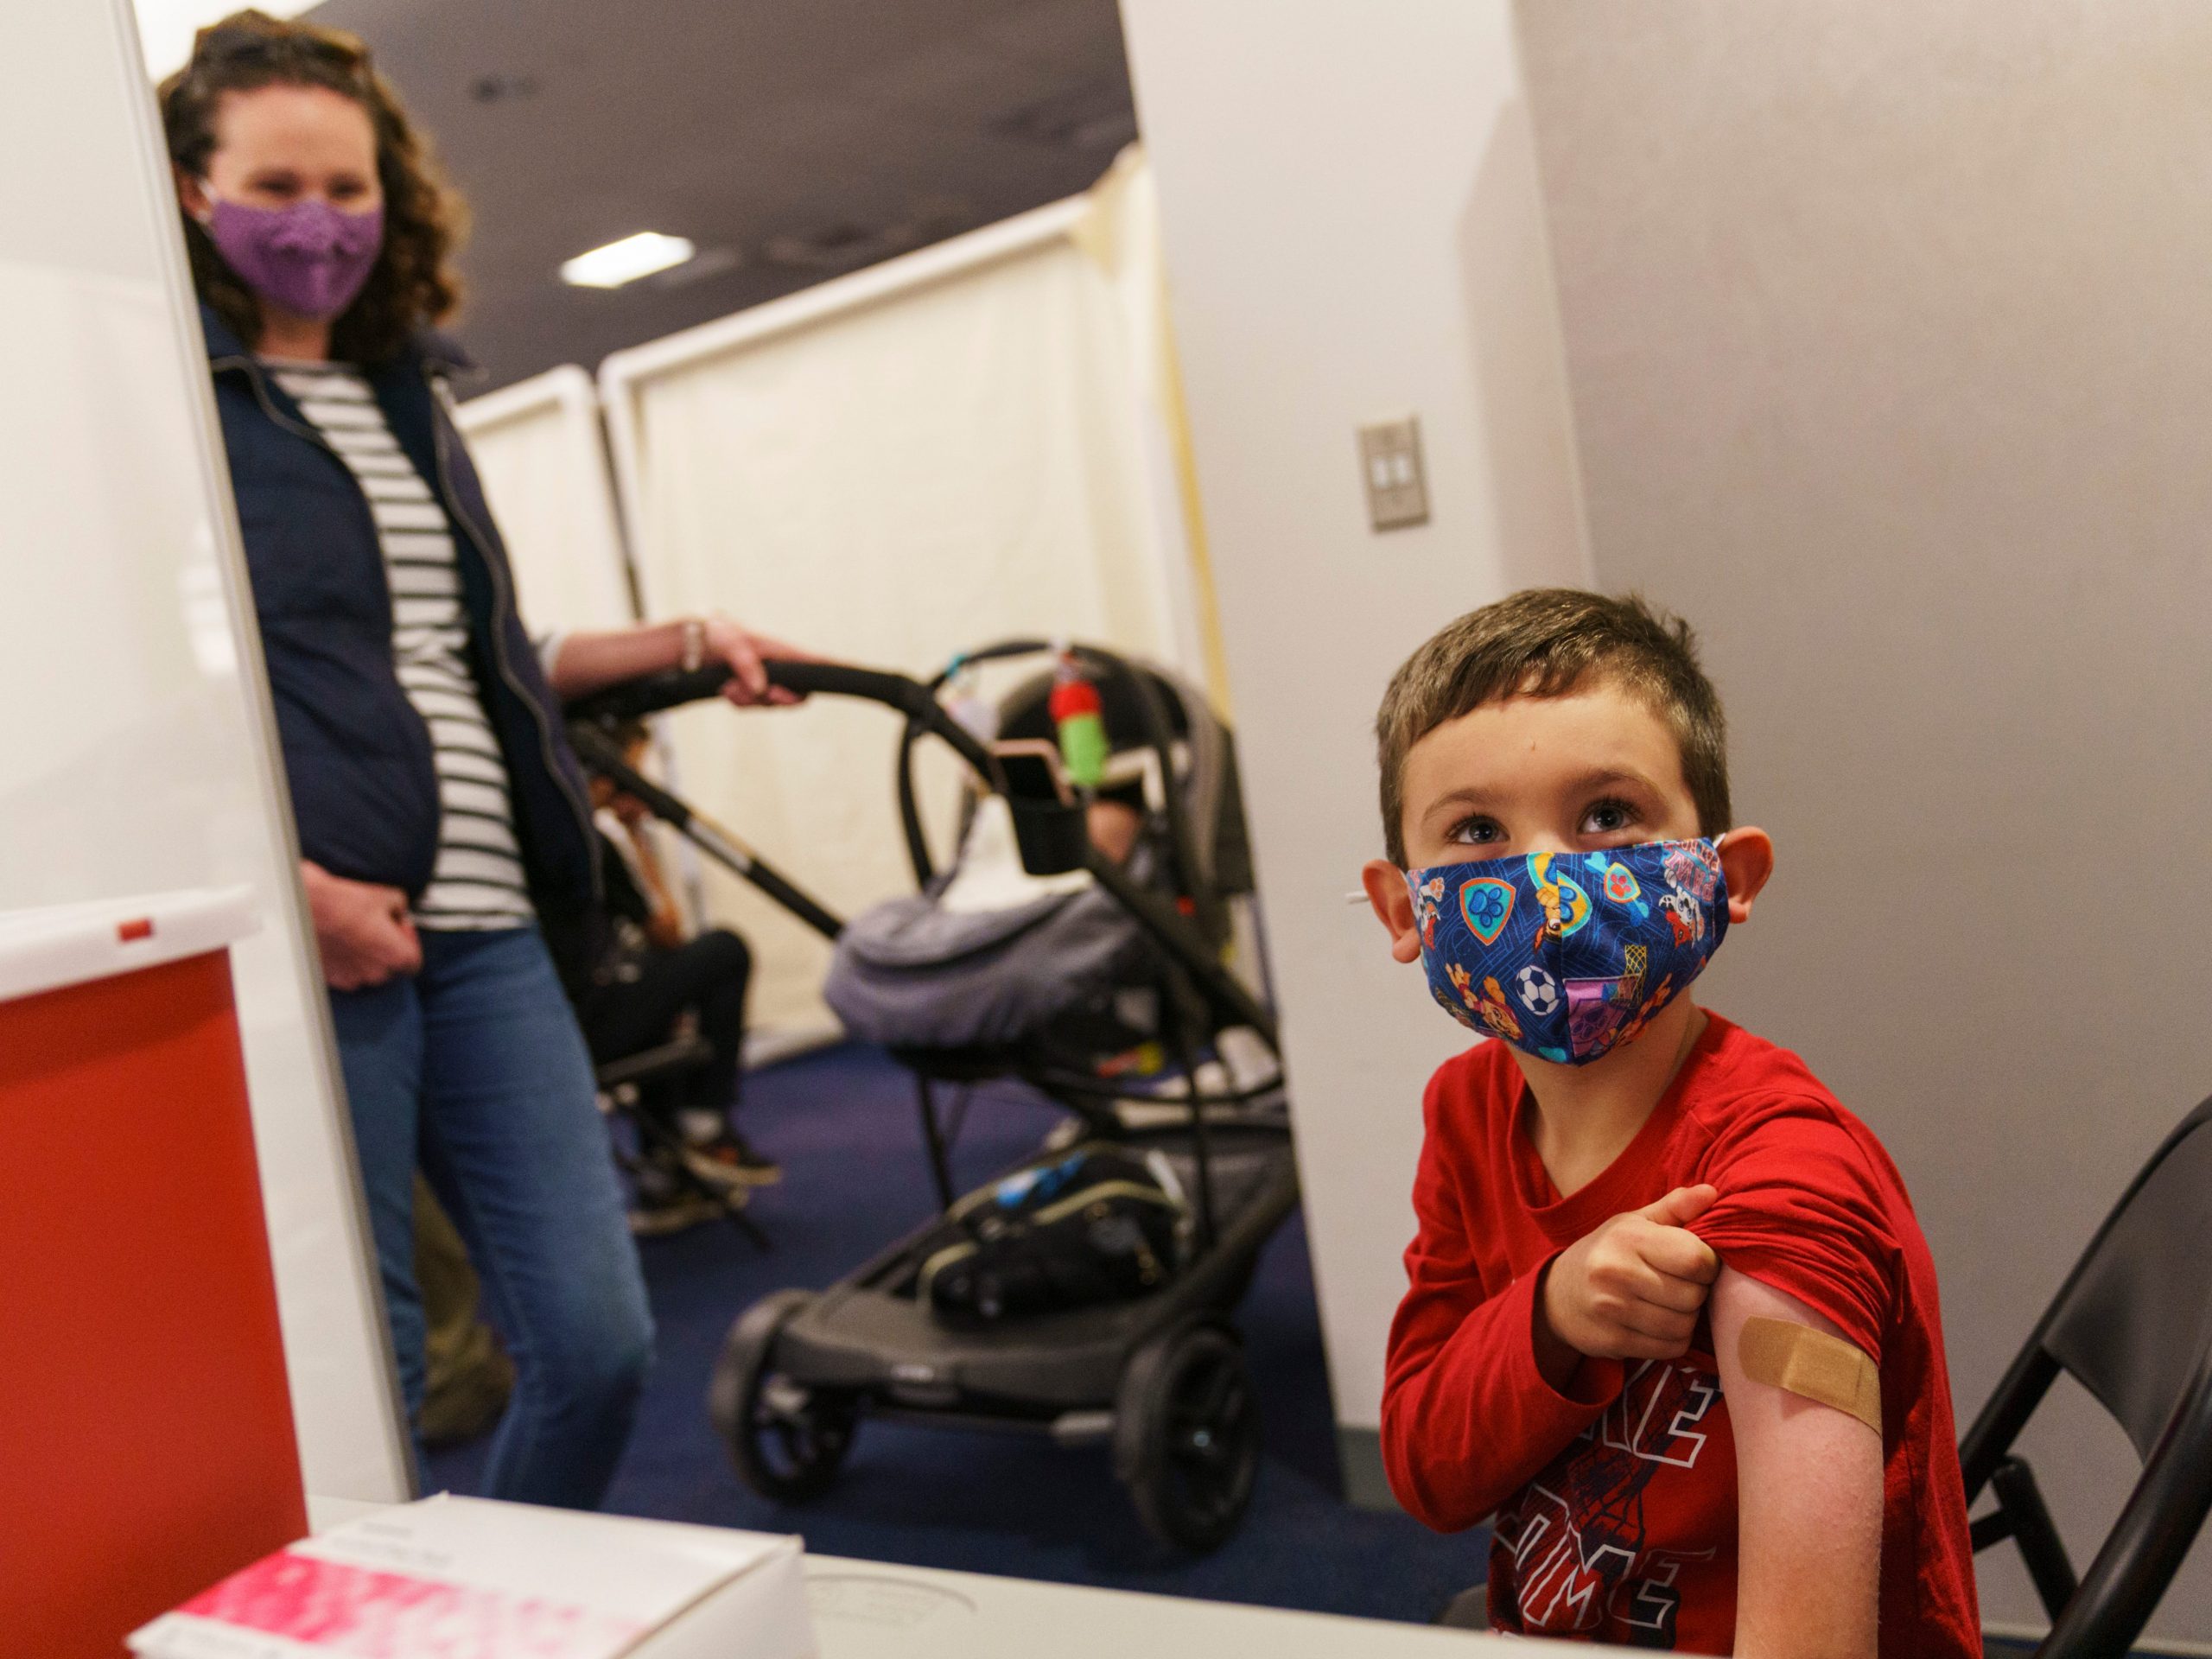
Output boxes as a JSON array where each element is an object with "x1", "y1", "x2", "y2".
[{"x1": 1493, "y1": 1356, "x2": 1723, "y2": 1649}]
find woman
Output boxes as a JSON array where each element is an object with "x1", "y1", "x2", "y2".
[{"x1": 162, "y1": 10, "x2": 797, "y2": 1507}]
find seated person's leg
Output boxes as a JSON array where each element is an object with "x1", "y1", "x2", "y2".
[
  {"x1": 683, "y1": 928, "x2": 750, "y2": 1112},
  {"x1": 578, "y1": 926, "x2": 770, "y2": 1217},
  {"x1": 668, "y1": 931, "x2": 778, "y2": 1185},
  {"x1": 621, "y1": 1074, "x2": 734, "y2": 1235}
]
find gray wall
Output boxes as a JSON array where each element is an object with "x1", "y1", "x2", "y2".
[{"x1": 1516, "y1": 1, "x2": 2212, "y2": 1640}]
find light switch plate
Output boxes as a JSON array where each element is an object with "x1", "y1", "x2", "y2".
[{"x1": 1357, "y1": 415, "x2": 1429, "y2": 531}]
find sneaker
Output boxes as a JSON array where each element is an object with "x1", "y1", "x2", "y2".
[
  {"x1": 682, "y1": 1131, "x2": 783, "y2": 1189},
  {"x1": 629, "y1": 1147, "x2": 741, "y2": 1236},
  {"x1": 627, "y1": 1186, "x2": 733, "y2": 1237}
]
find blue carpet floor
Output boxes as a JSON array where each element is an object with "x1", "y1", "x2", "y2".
[{"x1": 428, "y1": 1041, "x2": 1482, "y2": 1623}]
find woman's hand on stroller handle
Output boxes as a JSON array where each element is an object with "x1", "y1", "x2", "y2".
[
  {"x1": 702, "y1": 617, "x2": 816, "y2": 708},
  {"x1": 545, "y1": 616, "x2": 816, "y2": 711}
]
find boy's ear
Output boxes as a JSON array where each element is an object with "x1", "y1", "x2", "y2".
[
  {"x1": 1718, "y1": 827, "x2": 1775, "y2": 925},
  {"x1": 1361, "y1": 860, "x2": 1426, "y2": 964}
]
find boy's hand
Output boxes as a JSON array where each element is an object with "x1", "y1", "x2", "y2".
[{"x1": 1535, "y1": 1185, "x2": 1721, "y2": 1388}]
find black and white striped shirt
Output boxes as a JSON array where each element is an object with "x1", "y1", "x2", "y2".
[{"x1": 269, "y1": 360, "x2": 535, "y2": 931}]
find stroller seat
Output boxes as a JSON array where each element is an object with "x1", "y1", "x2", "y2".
[
  {"x1": 824, "y1": 657, "x2": 1248, "y2": 1080},
  {"x1": 823, "y1": 780, "x2": 1172, "y2": 1058},
  {"x1": 828, "y1": 878, "x2": 1154, "y2": 1056}
]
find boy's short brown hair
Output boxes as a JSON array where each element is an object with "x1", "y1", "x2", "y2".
[{"x1": 1376, "y1": 588, "x2": 1731, "y2": 866}]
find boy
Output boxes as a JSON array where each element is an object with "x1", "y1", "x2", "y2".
[{"x1": 1361, "y1": 590, "x2": 1976, "y2": 1656}]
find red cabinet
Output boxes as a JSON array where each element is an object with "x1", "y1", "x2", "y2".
[{"x1": 0, "y1": 892, "x2": 306, "y2": 1656}]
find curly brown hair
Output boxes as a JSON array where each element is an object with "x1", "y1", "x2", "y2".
[{"x1": 160, "y1": 10, "x2": 467, "y2": 366}]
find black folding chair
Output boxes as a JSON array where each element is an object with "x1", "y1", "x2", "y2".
[
  {"x1": 1961, "y1": 1095, "x2": 2212, "y2": 1657},
  {"x1": 595, "y1": 1034, "x2": 769, "y2": 1252}
]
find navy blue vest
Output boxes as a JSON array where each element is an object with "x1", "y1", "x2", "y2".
[{"x1": 200, "y1": 304, "x2": 598, "y2": 924}]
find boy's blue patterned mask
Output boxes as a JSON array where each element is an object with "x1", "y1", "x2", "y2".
[{"x1": 1403, "y1": 837, "x2": 1729, "y2": 1065}]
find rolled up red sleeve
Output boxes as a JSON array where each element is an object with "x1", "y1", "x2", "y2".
[{"x1": 1688, "y1": 1101, "x2": 1899, "y2": 1362}]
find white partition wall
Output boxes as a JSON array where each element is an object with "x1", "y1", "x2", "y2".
[
  {"x1": 1118, "y1": 0, "x2": 1590, "y2": 1501},
  {"x1": 0, "y1": 1, "x2": 409, "y2": 1503},
  {"x1": 455, "y1": 368, "x2": 715, "y2": 953},
  {"x1": 454, "y1": 365, "x2": 637, "y2": 633},
  {"x1": 599, "y1": 157, "x2": 1211, "y2": 1043}
]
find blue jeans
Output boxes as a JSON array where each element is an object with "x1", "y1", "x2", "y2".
[{"x1": 329, "y1": 925, "x2": 654, "y2": 1508}]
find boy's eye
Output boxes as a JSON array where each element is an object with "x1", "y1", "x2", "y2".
[
  {"x1": 1449, "y1": 815, "x2": 1506, "y2": 847},
  {"x1": 1580, "y1": 798, "x2": 1640, "y2": 836}
]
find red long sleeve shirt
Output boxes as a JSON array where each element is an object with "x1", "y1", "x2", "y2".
[{"x1": 1381, "y1": 1012, "x2": 1978, "y2": 1656}]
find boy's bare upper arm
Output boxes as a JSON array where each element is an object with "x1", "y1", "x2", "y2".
[{"x1": 1710, "y1": 1266, "x2": 1883, "y2": 1659}]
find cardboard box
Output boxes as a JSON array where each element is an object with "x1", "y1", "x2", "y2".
[{"x1": 128, "y1": 1495, "x2": 814, "y2": 1659}]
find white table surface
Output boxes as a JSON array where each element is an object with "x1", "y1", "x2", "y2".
[
  {"x1": 306, "y1": 1495, "x2": 1497, "y2": 1654},
  {"x1": 801, "y1": 1554, "x2": 1493, "y2": 1656}
]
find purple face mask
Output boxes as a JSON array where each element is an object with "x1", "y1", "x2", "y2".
[{"x1": 201, "y1": 194, "x2": 385, "y2": 322}]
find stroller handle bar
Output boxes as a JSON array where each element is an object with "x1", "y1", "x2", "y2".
[
  {"x1": 568, "y1": 659, "x2": 930, "y2": 724},
  {"x1": 561, "y1": 662, "x2": 734, "y2": 720},
  {"x1": 565, "y1": 653, "x2": 1279, "y2": 1050},
  {"x1": 568, "y1": 659, "x2": 1005, "y2": 784}
]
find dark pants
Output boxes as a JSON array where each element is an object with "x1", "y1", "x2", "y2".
[{"x1": 575, "y1": 929, "x2": 752, "y2": 1125}]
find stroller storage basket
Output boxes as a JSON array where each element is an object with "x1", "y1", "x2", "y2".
[{"x1": 912, "y1": 1142, "x2": 1190, "y2": 1324}]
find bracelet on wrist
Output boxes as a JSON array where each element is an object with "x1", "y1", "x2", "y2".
[{"x1": 679, "y1": 617, "x2": 706, "y2": 674}]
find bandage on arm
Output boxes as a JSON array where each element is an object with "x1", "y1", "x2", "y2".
[
  {"x1": 1711, "y1": 1267, "x2": 1881, "y2": 1659},
  {"x1": 1738, "y1": 1316, "x2": 1881, "y2": 1435}
]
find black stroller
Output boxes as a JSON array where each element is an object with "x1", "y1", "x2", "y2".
[{"x1": 568, "y1": 641, "x2": 1297, "y2": 1553}]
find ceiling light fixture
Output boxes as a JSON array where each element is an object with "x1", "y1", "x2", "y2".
[{"x1": 560, "y1": 232, "x2": 696, "y2": 289}]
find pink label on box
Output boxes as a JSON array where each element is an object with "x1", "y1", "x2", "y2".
[{"x1": 180, "y1": 1549, "x2": 646, "y2": 1657}]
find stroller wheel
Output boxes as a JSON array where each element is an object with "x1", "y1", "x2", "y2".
[
  {"x1": 1116, "y1": 1323, "x2": 1260, "y2": 1553},
  {"x1": 709, "y1": 1289, "x2": 859, "y2": 1502}
]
